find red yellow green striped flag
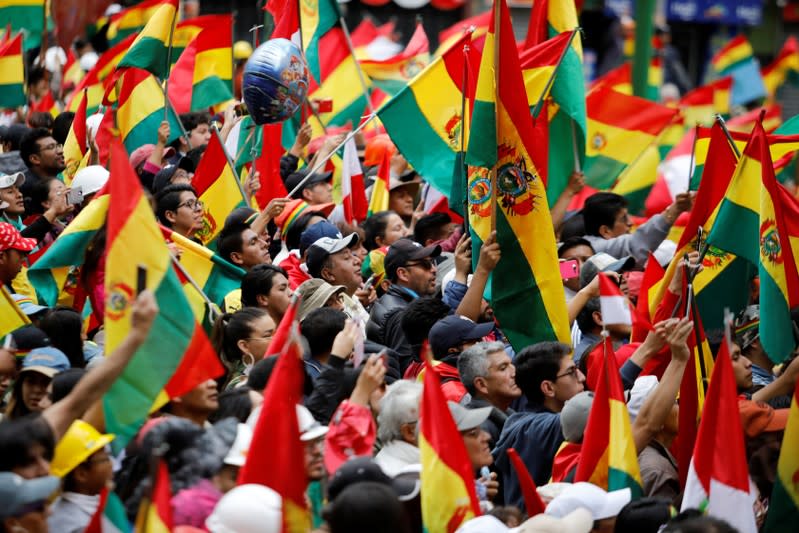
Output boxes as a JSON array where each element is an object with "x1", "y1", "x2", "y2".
[
  {"x1": 762, "y1": 36, "x2": 799, "y2": 99},
  {"x1": 67, "y1": 33, "x2": 137, "y2": 114},
  {"x1": 0, "y1": 285, "x2": 29, "y2": 338},
  {"x1": 575, "y1": 336, "x2": 643, "y2": 496},
  {"x1": 299, "y1": 0, "x2": 340, "y2": 82},
  {"x1": 420, "y1": 353, "x2": 481, "y2": 531},
  {"x1": 590, "y1": 59, "x2": 663, "y2": 102},
  {"x1": 584, "y1": 85, "x2": 679, "y2": 190},
  {"x1": 465, "y1": 0, "x2": 570, "y2": 350},
  {"x1": 133, "y1": 459, "x2": 172, "y2": 533},
  {"x1": 764, "y1": 379, "x2": 799, "y2": 532},
  {"x1": 435, "y1": 10, "x2": 489, "y2": 56},
  {"x1": 107, "y1": 0, "x2": 169, "y2": 46},
  {"x1": 711, "y1": 35, "x2": 755, "y2": 76},
  {"x1": 103, "y1": 139, "x2": 221, "y2": 448},
  {"x1": 117, "y1": 0, "x2": 179, "y2": 79},
  {"x1": 707, "y1": 121, "x2": 799, "y2": 363},
  {"x1": 679, "y1": 77, "x2": 732, "y2": 126},
  {"x1": 62, "y1": 88, "x2": 89, "y2": 184},
  {"x1": 30, "y1": 89, "x2": 59, "y2": 118},
  {"x1": 114, "y1": 67, "x2": 183, "y2": 155},
  {"x1": 360, "y1": 22, "x2": 430, "y2": 96},
  {"x1": 0, "y1": 31, "x2": 25, "y2": 108},
  {"x1": 378, "y1": 30, "x2": 476, "y2": 205},
  {"x1": 167, "y1": 14, "x2": 233, "y2": 114},
  {"x1": 0, "y1": 0, "x2": 45, "y2": 51},
  {"x1": 62, "y1": 49, "x2": 84, "y2": 89},
  {"x1": 192, "y1": 132, "x2": 247, "y2": 247},
  {"x1": 367, "y1": 151, "x2": 390, "y2": 217}
]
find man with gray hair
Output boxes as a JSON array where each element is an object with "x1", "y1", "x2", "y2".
[
  {"x1": 457, "y1": 341, "x2": 521, "y2": 445},
  {"x1": 374, "y1": 380, "x2": 422, "y2": 476}
]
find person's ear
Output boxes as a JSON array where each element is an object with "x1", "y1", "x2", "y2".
[
  {"x1": 301, "y1": 188, "x2": 313, "y2": 202},
  {"x1": 255, "y1": 293, "x2": 269, "y2": 308},
  {"x1": 229, "y1": 251, "x2": 243, "y2": 266},
  {"x1": 592, "y1": 310, "x2": 603, "y2": 328},
  {"x1": 320, "y1": 266, "x2": 334, "y2": 284},
  {"x1": 396, "y1": 267, "x2": 410, "y2": 284},
  {"x1": 400, "y1": 422, "x2": 417, "y2": 444},
  {"x1": 540, "y1": 379, "x2": 556, "y2": 399},
  {"x1": 165, "y1": 210, "x2": 177, "y2": 225},
  {"x1": 473, "y1": 376, "x2": 489, "y2": 397},
  {"x1": 237, "y1": 338, "x2": 250, "y2": 355},
  {"x1": 598, "y1": 224, "x2": 614, "y2": 239},
  {"x1": 29, "y1": 153, "x2": 42, "y2": 167}
]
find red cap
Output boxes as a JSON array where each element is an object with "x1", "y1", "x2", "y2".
[{"x1": 0, "y1": 222, "x2": 36, "y2": 252}]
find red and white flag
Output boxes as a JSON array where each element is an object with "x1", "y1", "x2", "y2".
[
  {"x1": 598, "y1": 273, "x2": 632, "y2": 326},
  {"x1": 680, "y1": 339, "x2": 757, "y2": 533},
  {"x1": 341, "y1": 137, "x2": 367, "y2": 224}
]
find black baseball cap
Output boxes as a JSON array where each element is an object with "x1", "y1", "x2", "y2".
[
  {"x1": 384, "y1": 238, "x2": 441, "y2": 281},
  {"x1": 429, "y1": 315, "x2": 494, "y2": 359},
  {"x1": 327, "y1": 457, "x2": 420, "y2": 503},
  {"x1": 285, "y1": 168, "x2": 333, "y2": 199}
]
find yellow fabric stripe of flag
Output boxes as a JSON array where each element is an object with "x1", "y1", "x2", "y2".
[
  {"x1": 0, "y1": 54, "x2": 24, "y2": 84},
  {"x1": 307, "y1": 56, "x2": 370, "y2": 140},
  {"x1": 193, "y1": 48, "x2": 232, "y2": 84},
  {"x1": 0, "y1": 286, "x2": 30, "y2": 338},
  {"x1": 608, "y1": 397, "x2": 643, "y2": 487},
  {"x1": 116, "y1": 73, "x2": 165, "y2": 143},
  {"x1": 585, "y1": 117, "x2": 659, "y2": 165}
]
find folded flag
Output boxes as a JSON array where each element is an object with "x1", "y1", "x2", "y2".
[
  {"x1": 0, "y1": 32, "x2": 25, "y2": 108},
  {"x1": 764, "y1": 378, "x2": 799, "y2": 532},
  {"x1": 62, "y1": 88, "x2": 89, "y2": 184},
  {"x1": 117, "y1": 0, "x2": 179, "y2": 79},
  {"x1": 680, "y1": 338, "x2": 757, "y2": 533},
  {"x1": 598, "y1": 273, "x2": 631, "y2": 326}
]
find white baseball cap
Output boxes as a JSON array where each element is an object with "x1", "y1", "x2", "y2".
[{"x1": 546, "y1": 482, "x2": 631, "y2": 521}]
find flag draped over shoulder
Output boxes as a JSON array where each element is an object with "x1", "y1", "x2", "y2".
[
  {"x1": 420, "y1": 356, "x2": 481, "y2": 532},
  {"x1": 522, "y1": 0, "x2": 585, "y2": 204},
  {"x1": 117, "y1": 0, "x2": 179, "y2": 79},
  {"x1": 360, "y1": 23, "x2": 430, "y2": 96},
  {"x1": 575, "y1": 336, "x2": 642, "y2": 496},
  {"x1": 0, "y1": 286, "x2": 29, "y2": 338},
  {"x1": 238, "y1": 299, "x2": 311, "y2": 533},
  {"x1": 103, "y1": 140, "x2": 221, "y2": 449},
  {"x1": 134, "y1": 460, "x2": 173, "y2": 533},
  {"x1": 764, "y1": 379, "x2": 799, "y2": 532},
  {"x1": 192, "y1": 132, "x2": 246, "y2": 247},
  {"x1": 62, "y1": 89, "x2": 89, "y2": 184},
  {"x1": 113, "y1": 68, "x2": 183, "y2": 155},
  {"x1": 379, "y1": 31, "x2": 476, "y2": 203},
  {"x1": 167, "y1": 14, "x2": 233, "y2": 114},
  {"x1": 584, "y1": 86, "x2": 679, "y2": 190},
  {"x1": 681, "y1": 339, "x2": 757, "y2": 533},
  {"x1": 707, "y1": 122, "x2": 799, "y2": 363},
  {"x1": 465, "y1": 0, "x2": 570, "y2": 350},
  {"x1": 0, "y1": 32, "x2": 25, "y2": 108}
]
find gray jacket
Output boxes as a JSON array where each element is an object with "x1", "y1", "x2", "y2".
[{"x1": 584, "y1": 214, "x2": 672, "y2": 269}]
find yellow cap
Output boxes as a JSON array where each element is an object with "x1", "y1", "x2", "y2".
[
  {"x1": 50, "y1": 420, "x2": 115, "y2": 478},
  {"x1": 234, "y1": 41, "x2": 253, "y2": 60}
]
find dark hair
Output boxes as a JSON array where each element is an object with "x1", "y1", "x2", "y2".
[
  {"x1": 39, "y1": 306, "x2": 85, "y2": 368},
  {"x1": 179, "y1": 111, "x2": 211, "y2": 134},
  {"x1": 284, "y1": 212, "x2": 327, "y2": 252},
  {"x1": 324, "y1": 482, "x2": 411, "y2": 533},
  {"x1": 559, "y1": 212, "x2": 585, "y2": 241},
  {"x1": 240, "y1": 264, "x2": 288, "y2": 308},
  {"x1": 300, "y1": 308, "x2": 347, "y2": 358},
  {"x1": 400, "y1": 296, "x2": 450, "y2": 349},
  {"x1": 185, "y1": 144, "x2": 206, "y2": 167},
  {"x1": 155, "y1": 184, "x2": 197, "y2": 227},
  {"x1": 28, "y1": 177, "x2": 59, "y2": 215},
  {"x1": 211, "y1": 308, "x2": 270, "y2": 371},
  {"x1": 5, "y1": 374, "x2": 43, "y2": 420},
  {"x1": 413, "y1": 213, "x2": 451, "y2": 246},
  {"x1": 208, "y1": 386, "x2": 255, "y2": 423},
  {"x1": 244, "y1": 356, "x2": 277, "y2": 393},
  {"x1": 0, "y1": 415, "x2": 56, "y2": 471},
  {"x1": 19, "y1": 127, "x2": 53, "y2": 168},
  {"x1": 224, "y1": 207, "x2": 257, "y2": 227},
  {"x1": 514, "y1": 341, "x2": 572, "y2": 404},
  {"x1": 27, "y1": 66, "x2": 47, "y2": 88},
  {"x1": 51, "y1": 368, "x2": 86, "y2": 403},
  {"x1": 615, "y1": 498, "x2": 673, "y2": 533},
  {"x1": 583, "y1": 192, "x2": 628, "y2": 236},
  {"x1": 362, "y1": 211, "x2": 394, "y2": 251},
  {"x1": 576, "y1": 297, "x2": 601, "y2": 336},
  {"x1": 557, "y1": 237, "x2": 594, "y2": 258},
  {"x1": 52, "y1": 111, "x2": 75, "y2": 145},
  {"x1": 661, "y1": 514, "x2": 737, "y2": 533},
  {"x1": 217, "y1": 222, "x2": 249, "y2": 264},
  {"x1": 28, "y1": 111, "x2": 53, "y2": 130}
]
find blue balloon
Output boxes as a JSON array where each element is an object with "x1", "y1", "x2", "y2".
[{"x1": 242, "y1": 38, "x2": 309, "y2": 125}]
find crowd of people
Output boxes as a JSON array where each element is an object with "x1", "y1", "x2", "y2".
[{"x1": 0, "y1": 6, "x2": 797, "y2": 533}]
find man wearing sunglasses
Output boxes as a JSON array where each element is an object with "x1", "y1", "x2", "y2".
[
  {"x1": 367, "y1": 238, "x2": 441, "y2": 368},
  {"x1": 19, "y1": 128, "x2": 65, "y2": 214}
]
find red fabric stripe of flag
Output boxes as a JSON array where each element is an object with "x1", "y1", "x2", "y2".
[
  {"x1": 523, "y1": 0, "x2": 549, "y2": 48},
  {"x1": 254, "y1": 124, "x2": 289, "y2": 210},
  {"x1": 341, "y1": 137, "x2": 367, "y2": 224},
  {"x1": 265, "y1": 0, "x2": 299, "y2": 43},
  {"x1": 598, "y1": 273, "x2": 631, "y2": 326},
  {"x1": 163, "y1": 319, "x2": 224, "y2": 398},
  {"x1": 631, "y1": 253, "x2": 665, "y2": 342},
  {"x1": 153, "y1": 460, "x2": 174, "y2": 530},
  {"x1": 507, "y1": 448, "x2": 546, "y2": 517}
]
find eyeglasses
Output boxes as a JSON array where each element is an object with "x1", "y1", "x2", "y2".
[
  {"x1": 176, "y1": 199, "x2": 204, "y2": 211},
  {"x1": 404, "y1": 259, "x2": 435, "y2": 271},
  {"x1": 555, "y1": 365, "x2": 580, "y2": 380},
  {"x1": 37, "y1": 142, "x2": 62, "y2": 153}
]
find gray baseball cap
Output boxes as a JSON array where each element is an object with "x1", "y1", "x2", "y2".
[
  {"x1": 0, "y1": 472, "x2": 59, "y2": 518},
  {"x1": 579, "y1": 253, "x2": 634, "y2": 288},
  {"x1": 560, "y1": 391, "x2": 594, "y2": 443},
  {"x1": 447, "y1": 401, "x2": 492, "y2": 432}
]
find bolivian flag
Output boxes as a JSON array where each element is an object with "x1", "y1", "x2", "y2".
[
  {"x1": 707, "y1": 122, "x2": 799, "y2": 363},
  {"x1": 107, "y1": 0, "x2": 170, "y2": 46},
  {"x1": 0, "y1": 0, "x2": 45, "y2": 51},
  {"x1": 584, "y1": 85, "x2": 679, "y2": 190},
  {"x1": 590, "y1": 60, "x2": 663, "y2": 102},
  {"x1": 114, "y1": 68, "x2": 183, "y2": 155},
  {"x1": 192, "y1": 132, "x2": 247, "y2": 247},
  {"x1": 575, "y1": 337, "x2": 642, "y2": 496},
  {"x1": 167, "y1": 14, "x2": 233, "y2": 114},
  {"x1": 300, "y1": 0, "x2": 340, "y2": 82},
  {"x1": 133, "y1": 460, "x2": 172, "y2": 532},
  {"x1": 117, "y1": 0, "x2": 179, "y2": 79},
  {"x1": 367, "y1": 151, "x2": 390, "y2": 217},
  {"x1": 360, "y1": 23, "x2": 430, "y2": 96},
  {"x1": 420, "y1": 355, "x2": 481, "y2": 531},
  {"x1": 436, "y1": 10, "x2": 489, "y2": 56},
  {"x1": 0, "y1": 286, "x2": 29, "y2": 338},
  {"x1": 762, "y1": 36, "x2": 799, "y2": 99},
  {"x1": 465, "y1": 0, "x2": 570, "y2": 349},
  {"x1": 67, "y1": 33, "x2": 137, "y2": 114},
  {"x1": 62, "y1": 89, "x2": 89, "y2": 184},
  {"x1": 0, "y1": 31, "x2": 25, "y2": 108},
  {"x1": 103, "y1": 140, "x2": 220, "y2": 449},
  {"x1": 764, "y1": 380, "x2": 799, "y2": 532},
  {"x1": 679, "y1": 77, "x2": 732, "y2": 126},
  {"x1": 378, "y1": 31, "x2": 476, "y2": 202},
  {"x1": 711, "y1": 35, "x2": 755, "y2": 76}
]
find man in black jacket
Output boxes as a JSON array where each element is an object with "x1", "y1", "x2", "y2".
[{"x1": 367, "y1": 238, "x2": 441, "y2": 372}]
